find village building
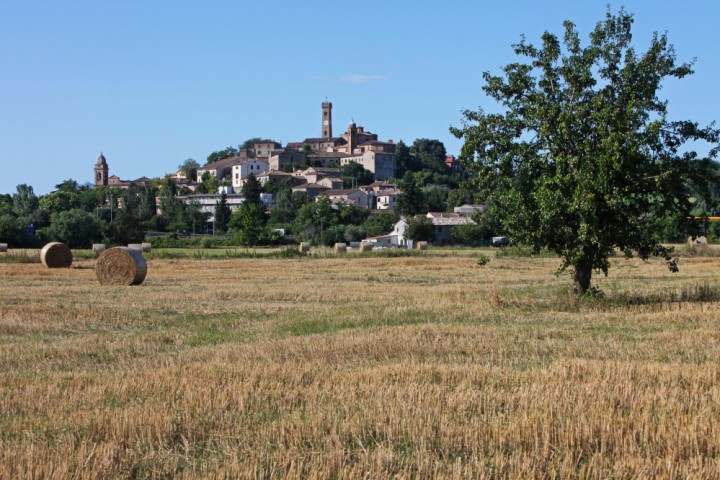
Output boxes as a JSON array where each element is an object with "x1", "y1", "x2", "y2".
[
  {"x1": 196, "y1": 155, "x2": 252, "y2": 182},
  {"x1": 292, "y1": 167, "x2": 341, "y2": 184},
  {"x1": 292, "y1": 183, "x2": 330, "y2": 200},
  {"x1": 316, "y1": 177, "x2": 344, "y2": 189},
  {"x1": 231, "y1": 159, "x2": 270, "y2": 189},
  {"x1": 425, "y1": 212, "x2": 476, "y2": 246},
  {"x1": 286, "y1": 102, "x2": 397, "y2": 180},
  {"x1": 321, "y1": 189, "x2": 370, "y2": 208},
  {"x1": 376, "y1": 188, "x2": 402, "y2": 210},
  {"x1": 453, "y1": 203, "x2": 486, "y2": 216},
  {"x1": 93, "y1": 153, "x2": 151, "y2": 190}
]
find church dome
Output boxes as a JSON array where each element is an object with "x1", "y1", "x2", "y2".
[{"x1": 96, "y1": 152, "x2": 107, "y2": 166}]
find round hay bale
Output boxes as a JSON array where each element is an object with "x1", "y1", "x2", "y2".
[
  {"x1": 141, "y1": 242, "x2": 152, "y2": 252},
  {"x1": 334, "y1": 242, "x2": 347, "y2": 254},
  {"x1": 416, "y1": 241, "x2": 429, "y2": 251},
  {"x1": 96, "y1": 247, "x2": 147, "y2": 286},
  {"x1": 40, "y1": 242, "x2": 73, "y2": 268},
  {"x1": 92, "y1": 244, "x2": 106, "y2": 255},
  {"x1": 127, "y1": 243, "x2": 143, "y2": 251},
  {"x1": 0, "y1": 243, "x2": 7, "y2": 253},
  {"x1": 299, "y1": 242, "x2": 311, "y2": 253},
  {"x1": 359, "y1": 242, "x2": 373, "y2": 252}
]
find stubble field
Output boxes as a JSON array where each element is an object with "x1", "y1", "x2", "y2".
[{"x1": 1, "y1": 248, "x2": 720, "y2": 478}]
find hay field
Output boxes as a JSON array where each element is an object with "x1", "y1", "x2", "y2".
[{"x1": 1, "y1": 249, "x2": 720, "y2": 478}]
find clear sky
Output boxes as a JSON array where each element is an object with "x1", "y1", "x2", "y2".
[{"x1": 1, "y1": 1, "x2": 718, "y2": 195}]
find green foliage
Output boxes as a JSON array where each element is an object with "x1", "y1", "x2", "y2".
[
  {"x1": 55, "y1": 179, "x2": 81, "y2": 192},
  {"x1": 241, "y1": 174, "x2": 262, "y2": 206},
  {"x1": 451, "y1": 8, "x2": 720, "y2": 294},
  {"x1": 363, "y1": 211, "x2": 398, "y2": 237},
  {"x1": 394, "y1": 140, "x2": 420, "y2": 178},
  {"x1": 102, "y1": 209, "x2": 146, "y2": 246},
  {"x1": 44, "y1": 209, "x2": 99, "y2": 248},
  {"x1": 293, "y1": 196, "x2": 336, "y2": 245},
  {"x1": 476, "y1": 254, "x2": 490, "y2": 267},
  {"x1": 396, "y1": 173, "x2": 427, "y2": 216},
  {"x1": 412, "y1": 138, "x2": 448, "y2": 174},
  {"x1": 38, "y1": 190, "x2": 80, "y2": 215},
  {"x1": 12, "y1": 184, "x2": 38, "y2": 218},
  {"x1": 206, "y1": 147, "x2": 239, "y2": 165},
  {"x1": 404, "y1": 215, "x2": 435, "y2": 242},
  {"x1": 214, "y1": 193, "x2": 231, "y2": 233},
  {"x1": 708, "y1": 221, "x2": 720, "y2": 243},
  {"x1": 446, "y1": 188, "x2": 475, "y2": 211},
  {"x1": 178, "y1": 158, "x2": 199, "y2": 182},
  {"x1": 195, "y1": 171, "x2": 219, "y2": 194},
  {"x1": 241, "y1": 138, "x2": 264, "y2": 150},
  {"x1": 338, "y1": 204, "x2": 369, "y2": 225},
  {"x1": 137, "y1": 185, "x2": 157, "y2": 220},
  {"x1": 340, "y1": 162, "x2": 375, "y2": 187},
  {"x1": 0, "y1": 194, "x2": 13, "y2": 216},
  {"x1": 268, "y1": 178, "x2": 297, "y2": 227},
  {"x1": 0, "y1": 214, "x2": 25, "y2": 247},
  {"x1": 230, "y1": 203, "x2": 269, "y2": 246},
  {"x1": 422, "y1": 184, "x2": 450, "y2": 212},
  {"x1": 451, "y1": 223, "x2": 488, "y2": 246}
]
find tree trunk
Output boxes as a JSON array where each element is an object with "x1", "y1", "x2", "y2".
[{"x1": 573, "y1": 262, "x2": 592, "y2": 296}]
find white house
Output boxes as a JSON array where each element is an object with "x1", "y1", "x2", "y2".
[
  {"x1": 364, "y1": 217, "x2": 409, "y2": 248},
  {"x1": 322, "y1": 189, "x2": 371, "y2": 208},
  {"x1": 376, "y1": 188, "x2": 402, "y2": 211},
  {"x1": 231, "y1": 159, "x2": 270, "y2": 189}
]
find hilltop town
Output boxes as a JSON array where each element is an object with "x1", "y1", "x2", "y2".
[{"x1": 84, "y1": 101, "x2": 482, "y2": 248}]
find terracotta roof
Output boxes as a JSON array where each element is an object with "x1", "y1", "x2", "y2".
[
  {"x1": 292, "y1": 183, "x2": 330, "y2": 191},
  {"x1": 328, "y1": 197, "x2": 356, "y2": 205},
  {"x1": 426, "y1": 212, "x2": 477, "y2": 226},
  {"x1": 308, "y1": 152, "x2": 350, "y2": 158},
  {"x1": 325, "y1": 189, "x2": 364, "y2": 196},
  {"x1": 303, "y1": 137, "x2": 343, "y2": 143},
  {"x1": 377, "y1": 188, "x2": 402, "y2": 196},
  {"x1": 257, "y1": 170, "x2": 292, "y2": 177},
  {"x1": 200, "y1": 155, "x2": 252, "y2": 170}
]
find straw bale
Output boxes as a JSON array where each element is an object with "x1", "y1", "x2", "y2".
[
  {"x1": 40, "y1": 242, "x2": 73, "y2": 268},
  {"x1": 334, "y1": 243, "x2": 347, "y2": 253},
  {"x1": 416, "y1": 241, "x2": 429, "y2": 251},
  {"x1": 95, "y1": 247, "x2": 147, "y2": 286},
  {"x1": 141, "y1": 243, "x2": 152, "y2": 252},
  {"x1": 127, "y1": 243, "x2": 143, "y2": 251},
  {"x1": 359, "y1": 242, "x2": 373, "y2": 252},
  {"x1": 0, "y1": 243, "x2": 7, "y2": 253},
  {"x1": 299, "y1": 242, "x2": 311, "y2": 252},
  {"x1": 92, "y1": 244, "x2": 105, "y2": 255}
]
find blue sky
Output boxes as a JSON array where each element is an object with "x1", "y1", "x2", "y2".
[{"x1": 1, "y1": 1, "x2": 718, "y2": 195}]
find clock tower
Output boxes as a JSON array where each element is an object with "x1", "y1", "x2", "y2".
[{"x1": 321, "y1": 101, "x2": 332, "y2": 139}]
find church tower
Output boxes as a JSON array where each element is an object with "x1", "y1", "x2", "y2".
[
  {"x1": 94, "y1": 152, "x2": 108, "y2": 187},
  {"x1": 322, "y1": 101, "x2": 333, "y2": 139}
]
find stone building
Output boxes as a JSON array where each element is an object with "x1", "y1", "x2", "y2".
[{"x1": 94, "y1": 153, "x2": 108, "y2": 187}]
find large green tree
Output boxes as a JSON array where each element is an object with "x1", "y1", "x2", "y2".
[
  {"x1": 214, "y1": 192, "x2": 231, "y2": 233},
  {"x1": 44, "y1": 209, "x2": 99, "y2": 248},
  {"x1": 206, "y1": 147, "x2": 239, "y2": 165},
  {"x1": 451, "y1": 8, "x2": 719, "y2": 295},
  {"x1": 12, "y1": 184, "x2": 39, "y2": 218},
  {"x1": 178, "y1": 158, "x2": 200, "y2": 181}
]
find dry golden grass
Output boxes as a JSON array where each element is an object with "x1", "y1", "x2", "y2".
[{"x1": 1, "y1": 249, "x2": 720, "y2": 478}]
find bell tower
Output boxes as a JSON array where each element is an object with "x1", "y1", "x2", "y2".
[
  {"x1": 322, "y1": 101, "x2": 333, "y2": 139},
  {"x1": 94, "y1": 152, "x2": 108, "y2": 187}
]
